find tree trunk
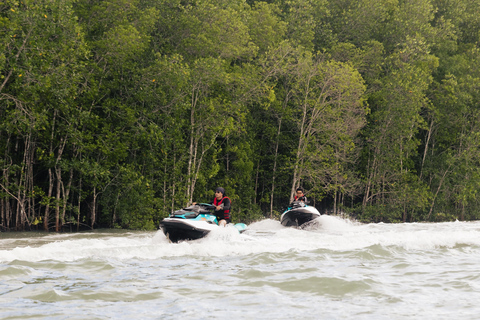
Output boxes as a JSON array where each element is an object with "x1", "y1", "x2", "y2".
[
  {"x1": 163, "y1": 162, "x2": 168, "y2": 213},
  {"x1": 62, "y1": 168, "x2": 74, "y2": 228},
  {"x1": 1, "y1": 198, "x2": 5, "y2": 230},
  {"x1": 290, "y1": 107, "x2": 308, "y2": 203},
  {"x1": 187, "y1": 87, "x2": 198, "y2": 203},
  {"x1": 419, "y1": 119, "x2": 434, "y2": 180},
  {"x1": 333, "y1": 189, "x2": 337, "y2": 215},
  {"x1": 44, "y1": 167, "x2": 53, "y2": 231},
  {"x1": 270, "y1": 118, "x2": 282, "y2": 218},
  {"x1": 187, "y1": 121, "x2": 195, "y2": 202},
  {"x1": 54, "y1": 136, "x2": 67, "y2": 231},
  {"x1": 426, "y1": 166, "x2": 451, "y2": 220},
  {"x1": 112, "y1": 193, "x2": 120, "y2": 227},
  {"x1": 44, "y1": 110, "x2": 58, "y2": 231},
  {"x1": 254, "y1": 161, "x2": 259, "y2": 205},
  {"x1": 55, "y1": 167, "x2": 61, "y2": 232},
  {"x1": 171, "y1": 153, "x2": 176, "y2": 212},
  {"x1": 91, "y1": 186, "x2": 97, "y2": 229},
  {"x1": 77, "y1": 177, "x2": 82, "y2": 232}
]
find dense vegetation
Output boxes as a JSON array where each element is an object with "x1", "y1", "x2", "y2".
[{"x1": 1, "y1": 0, "x2": 480, "y2": 231}]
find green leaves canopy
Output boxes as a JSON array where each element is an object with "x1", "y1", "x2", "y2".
[{"x1": 2, "y1": 0, "x2": 480, "y2": 231}]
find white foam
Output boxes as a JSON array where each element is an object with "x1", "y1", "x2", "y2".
[
  {"x1": 2, "y1": 219, "x2": 480, "y2": 262},
  {"x1": 247, "y1": 219, "x2": 284, "y2": 230}
]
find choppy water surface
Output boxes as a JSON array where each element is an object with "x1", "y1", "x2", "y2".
[{"x1": 1, "y1": 217, "x2": 480, "y2": 319}]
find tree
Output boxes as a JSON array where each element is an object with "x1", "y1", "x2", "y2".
[
  {"x1": 361, "y1": 37, "x2": 438, "y2": 222},
  {"x1": 0, "y1": 0, "x2": 88, "y2": 230},
  {"x1": 425, "y1": 46, "x2": 480, "y2": 220},
  {"x1": 288, "y1": 52, "x2": 367, "y2": 204}
]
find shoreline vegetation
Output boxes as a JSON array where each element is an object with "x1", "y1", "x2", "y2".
[{"x1": 1, "y1": 0, "x2": 480, "y2": 232}]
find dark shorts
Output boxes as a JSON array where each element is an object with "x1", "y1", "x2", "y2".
[{"x1": 216, "y1": 214, "x2": 231, "y2": 224}]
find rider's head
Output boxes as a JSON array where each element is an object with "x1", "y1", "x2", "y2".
[
  {"x1": 215, "y1": 187, "x2": 226, "y2": 198},
  {"x1": 296, "y1": 187, "x2": 304, "y2": 196}
]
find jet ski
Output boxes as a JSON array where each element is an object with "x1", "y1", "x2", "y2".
[
  {"x1": 280, "y1": 200, "x2": 321, "y2": 227},
  {"x1": 159, "y1": 203, "x2": 247, "y2": 242}
]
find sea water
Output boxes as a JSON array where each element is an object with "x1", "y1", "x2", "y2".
[{"x1": 1, "y1": 216, "x2": 480, "y2": 319}]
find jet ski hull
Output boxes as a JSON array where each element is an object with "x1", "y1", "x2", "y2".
[
  {"x1": 280, "y1": 206, "x2": 321, "y2": 227},
  {"x1": 160, "y1": 218, "x2": 216, "y2": 242},
  {"x1": 159, "y1": 203, "x2": 247, "y2": 242}
]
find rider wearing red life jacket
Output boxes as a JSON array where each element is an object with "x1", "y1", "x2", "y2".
[
  {"x1": 294, "y1": 187, "x2": 307, "y2": 202},
  {"x1": 290, "y1": 187, "x2": 307, "y2": 207},
  {"x1": 210, "y1": 187, "x2": 231, "y2": 226}
]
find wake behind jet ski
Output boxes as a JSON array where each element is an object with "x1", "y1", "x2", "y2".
[
  {"x1": 159, "y1": 203, "x2": 247, "y2": 243},
  {"x1": 280, "y1": 200, "x2": 321, "y2": 228}
]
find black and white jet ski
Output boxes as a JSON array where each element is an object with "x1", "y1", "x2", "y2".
[
  {"x1": 280, "y1": 200, "x2": 321, "y2": 227},
  {"x1": 159, "y1": 203, "x2": 247, "y2": 243}
]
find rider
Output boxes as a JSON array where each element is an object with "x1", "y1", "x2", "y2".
[
  {"x1": 193, "y1": 187, "x2": 231, "y2": 227},
  {"x1": 291, "y1": 187, "x2": 307, "y2": 206},
  {"x1": 210, "y1": 187, "x2": 231, "y2": 227}
]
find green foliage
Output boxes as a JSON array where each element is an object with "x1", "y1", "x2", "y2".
[
  {"x1": 359, "y1": 204, "x2": 403, "y2": 223},
  {"x1": 2, "y1": 0, "x2": 480, "y2": 232},
  {"x1": 232, "y1": 203, "x2": 265, "y2": 224},
  {"x1": 96, "y1": 165, "x2": 161, "y2": 230}
]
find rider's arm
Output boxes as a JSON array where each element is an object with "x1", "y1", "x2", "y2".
[{"x1": 222, "y1": 198, "x2": 231, "y2": 210}]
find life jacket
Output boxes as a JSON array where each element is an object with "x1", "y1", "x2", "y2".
[
  {"x1": 213, "y1": 196, "x2": 231, "y2": 220},
  {"x1": 294, "y1": 195, "x2": 307, "y2": 202}
]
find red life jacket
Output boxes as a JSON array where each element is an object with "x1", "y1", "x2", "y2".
[
  {"x1": 213, "y1": 196, "x2": 231, "y2": 220},
  {"x1": 294, "y1": 195, "x2": 307, "y2": 202},
  {"x1": 213, "y1": 196, "x2": 230, "y2": 213}
]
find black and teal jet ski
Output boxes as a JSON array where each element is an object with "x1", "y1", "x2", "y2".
[
  {"x1": 280, "y1": 200, "x2": 321, "y2": 227},
  {"x1": 159, "y1": 203, "x2": 247, "y2": 243}
]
